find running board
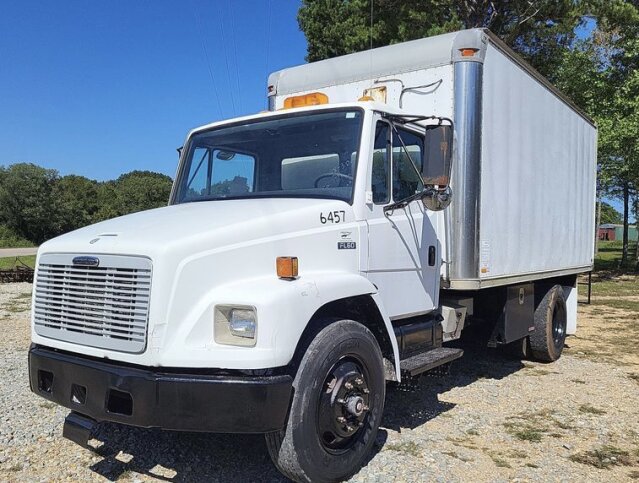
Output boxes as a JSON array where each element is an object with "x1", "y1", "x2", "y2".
[{"x1": 399, "y1": 347, "x2": 464, "y2": 377}]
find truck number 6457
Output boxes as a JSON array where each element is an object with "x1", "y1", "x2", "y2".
[{"x1": 320, "y1": 211, "x2": 346, "y2": 224}]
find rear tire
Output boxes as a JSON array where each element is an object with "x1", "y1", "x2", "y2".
[
  {"x1": 529, "y1": 285, "x2": 567, "y2": 362},
  {"x1": 265, "y1": 319, "x2": 385, "y2": 483}
]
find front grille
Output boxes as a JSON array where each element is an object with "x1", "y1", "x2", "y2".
[{"x1": 34, "y1": 254, "x2": 152, "y2": 353}]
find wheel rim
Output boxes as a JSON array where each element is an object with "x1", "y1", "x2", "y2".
[
  {"x1": 551, "y1": 303, "x2": 566, "y2": 347},
  {"x1": 316, "y1": 356, "x2": 371, "y2": 454}
]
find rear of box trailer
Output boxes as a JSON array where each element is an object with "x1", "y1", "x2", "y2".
[{"x1": 268, "y1": 28, "x2": 597, "y2": 289}]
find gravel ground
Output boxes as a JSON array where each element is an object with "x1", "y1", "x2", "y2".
[{"x1": 1, "y1": 282, "x2": 638, "y2": 482}]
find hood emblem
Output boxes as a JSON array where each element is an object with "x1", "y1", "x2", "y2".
[{"x1": 72, "y1": 256, "x2": 100, "y2": 267}]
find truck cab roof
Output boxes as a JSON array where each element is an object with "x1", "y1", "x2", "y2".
[{"x1": 187, "y1": 101, "x2": 417, "y2": 139}]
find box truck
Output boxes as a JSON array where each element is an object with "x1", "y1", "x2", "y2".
[{"x1": 29, "y1": 28, "x2": 596, "y2": 482}]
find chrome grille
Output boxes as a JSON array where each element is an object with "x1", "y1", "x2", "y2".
[{"x1": 34, "y1": 254, "x2": 152, "y2": 353}]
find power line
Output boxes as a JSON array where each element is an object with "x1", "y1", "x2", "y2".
[
  {"x1": 264, "y1": 0, "x2": 273, "y2": 110},
  {"x1": 192, "y1": 1, "x2": 224, "y2": 118},
  {"x1": 227, "y1": 0, "x2": 243, "y2": 114},
  {"x1": 219, "y1": 4, "x2": 237, "y2": 116}
]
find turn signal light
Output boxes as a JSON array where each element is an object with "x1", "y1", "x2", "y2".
[
  {"x1": 277, "y1": 256, "x2": 299, "y2": 279},
  {"x1": 283, "y1": 92, "x2": 328, "y2": 109},
  {"x1": 460, "y1": 48, "x2": 479, "y2": 57}
]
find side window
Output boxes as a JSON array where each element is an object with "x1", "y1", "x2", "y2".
[
  {"x1": 184, "y1": 147, "x2": 210, "y2": 199},
  {"x1": 210, "y1": 150, "x2": 256, "y2": 196},
  {"x1": 372, "y1": 121, "x2": 390, "y2": 204},
  {"x1": 392, "y1": 128, "x2": 424, "y2": 201},
  {"x1": 183, "y1": 148, "x2": 256, "y2": 199}
]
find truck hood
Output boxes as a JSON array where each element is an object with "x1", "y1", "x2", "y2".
[{"x1": 39, "y1": 197, "x2": 353, "y2": 258}]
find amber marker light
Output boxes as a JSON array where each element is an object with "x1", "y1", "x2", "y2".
[
  {"x1": 460, "y1": 48, "x2": 479, "y2": 57},
  {"x1": 277, "y1": 256, "x2": 299, "y2": 279},
  {"x1": 283, "y1": 92, "x2": 329, "y2": 109}
]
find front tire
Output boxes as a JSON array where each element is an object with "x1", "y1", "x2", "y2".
[
  {"x1": 529, "y1": 285, "x2": 567, "y2": 362},
  {"x1": 266, "y1": 319, "x2": 385, "y2": 483}
]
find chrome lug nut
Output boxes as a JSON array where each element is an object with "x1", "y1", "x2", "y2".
[
  {"x1": 344, "y1": 381, "x2": 353, "y2": 390},
  {"x1": 354, "y1": 377, "x2": 363, "y2": 385},
  {"x1": 337, "y1": 416, "x2": 347, "y2": 423}
]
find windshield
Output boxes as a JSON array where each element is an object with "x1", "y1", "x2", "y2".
[{"x1": 172, "y1": 109, "x2": 363, "y2": 204}]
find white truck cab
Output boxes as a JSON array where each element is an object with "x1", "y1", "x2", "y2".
[{"x1": 29, "y1": 29, "x2": 596, "y2": 482}]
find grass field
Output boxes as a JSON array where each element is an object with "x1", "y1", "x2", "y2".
[
  {"x1": 594, "y1": 240, "x2": 638, "y2": 272},
  {"x1": 0, "y1": 255, "x2": 36, "y2": 270}
]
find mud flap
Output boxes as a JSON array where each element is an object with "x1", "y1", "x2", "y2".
[{"x1": 62, "y1": 412, "x2": 96, "y2": 448}]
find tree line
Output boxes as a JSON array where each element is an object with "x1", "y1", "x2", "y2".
[
  {"x1": 0, "y1": 163, "x2": 172, "y2": 245},
  {"x1": 298, "y1": 0, "x2": 639, "y2": 266}
]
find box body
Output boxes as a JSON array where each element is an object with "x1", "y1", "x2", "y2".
[{"x1": 268, "y1": 29, "x2": 597, "y2": 289}]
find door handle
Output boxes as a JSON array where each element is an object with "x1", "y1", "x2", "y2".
[{"x1": 428, "y1": 246, "x2": 436, "y2": 266}]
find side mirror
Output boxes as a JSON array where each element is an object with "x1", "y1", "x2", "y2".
[
  {"x1": 421, "y1": 185, "x2": 452, "y2": 211},
  {"x1": 422, "y1": 124, "x2": 453, "y2": 187}
]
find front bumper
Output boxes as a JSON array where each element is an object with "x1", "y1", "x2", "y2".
[{"x1": 28, "y1": 345, "x2": 293, "y2": 433}]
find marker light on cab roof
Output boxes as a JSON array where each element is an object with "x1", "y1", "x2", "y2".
[{"x1": 283, "y1": 92, "x2": 329, "y2": 109}]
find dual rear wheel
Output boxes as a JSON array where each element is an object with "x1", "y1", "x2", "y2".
[{"x1": 529, "y1": 284, "x2": 568, "y2": 362}]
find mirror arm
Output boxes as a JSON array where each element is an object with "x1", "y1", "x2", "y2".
[
  {"x1": 390, "y1": 122, "x2": 424, "y2": 187},
  {"x1": 383, "y1": 191, "x2": 423, "y2": 215},
  {"x1": 382, "y1": 114, "x2": 453, "y2": 127}
]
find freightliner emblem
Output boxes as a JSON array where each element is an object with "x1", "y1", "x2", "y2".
[{"x1": 72, "y1": 256, "x2": 100, "y2": 267}]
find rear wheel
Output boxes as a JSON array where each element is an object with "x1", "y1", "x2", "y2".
[
  {"x1": 265, "y1": 319, "x2": 385, "y2": 483},
  {"x1": 529, "y1": 285, "x2": 567, "y2": 362}
]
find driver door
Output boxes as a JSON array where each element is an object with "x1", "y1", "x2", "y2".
[{"x1": 364, "y1": 119, "x2": 440, "y2": 319}]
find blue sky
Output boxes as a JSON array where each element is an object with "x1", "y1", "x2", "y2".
[
  {"x1": 0, "y1": 3, "x2": 629, "y2": 219},
  {"x1": 0, "y1": 0, "x2": 306, "y2": 181}
]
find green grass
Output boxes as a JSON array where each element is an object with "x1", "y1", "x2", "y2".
[
  {"x1": 594, "y1": 240, "x2": 638, "y2": 272},
  {"x1": 384, "y1": 441, "x2": 421, "y2": 457},
  {"x1": 0, "y1": 255, "x2": 36, "y2": 270},
  {"x1": 578, "y1": 404, "x2": 607, "y2": 415},
  {"x1": 569, "y1": 445, "x2": 636, "y2": 469},
  {"x1": 505, "y1": 426, "x2": 544, "y2": 442},
  {"x1": 592, "y1": 299, "x2": 639, "y2": 311},
  {"x1": 590, "y1": 278, "x2": 639, "y2": 297}
]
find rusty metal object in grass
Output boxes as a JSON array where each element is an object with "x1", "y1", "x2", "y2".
[{"x1": 0, "y1": 257, "x2": 34, "y2": 283}]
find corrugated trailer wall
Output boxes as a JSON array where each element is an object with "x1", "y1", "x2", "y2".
[{"x1": 478, "y1": 42, "x2": 597, "y2": 281}]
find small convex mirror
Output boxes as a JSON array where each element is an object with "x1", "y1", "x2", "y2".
[{"x1": 422, "y1": 124, "x2": 453, "y2": 187}]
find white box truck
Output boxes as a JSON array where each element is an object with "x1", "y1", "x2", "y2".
[{"x1": 29, "y1": 29, "x2": 596, "y2": 482}]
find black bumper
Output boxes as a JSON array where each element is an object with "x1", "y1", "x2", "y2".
[{"x1": 28, "y1": 345, "x2": 293, "y2": 433}]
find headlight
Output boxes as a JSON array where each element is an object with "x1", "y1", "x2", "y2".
[{"x1": 214, "y1": 305, "x2": 257, "y2": 347}]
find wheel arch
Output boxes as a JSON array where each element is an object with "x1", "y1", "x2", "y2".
[{"x1": 290, "y1": 293, "x2": 401, "y2": 381}]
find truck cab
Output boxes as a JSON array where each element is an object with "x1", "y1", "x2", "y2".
[{"x1": 29, "y1": 28, "x2": 596, "y2": 483}]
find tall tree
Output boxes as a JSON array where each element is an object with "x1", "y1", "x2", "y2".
[
  {"x1": 111, "y1": 171, "x2": 173, "y2": 216},
  {"x1": 54, "y1": 175, "x2": 99, "y2": 233},
  {"x1": 0, "y1": 163, "x2": 60, "y2": 244},
  {"x1": 298, "y1": 0, "x2": 584, "y2": 79},
  {"x1": 582, "y1": 0, "x2": 639, "y2": 265},
  {"x1": 599, "y1": 201, "x2": 623, "y2": 224}
]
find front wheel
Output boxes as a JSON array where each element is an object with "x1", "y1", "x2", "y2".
[{"x1": 266, "y1": 319, "x2": 385, "y2": 483}]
